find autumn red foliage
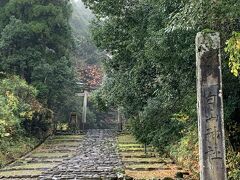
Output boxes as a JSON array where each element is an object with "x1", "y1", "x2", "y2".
[{"x1": 76, "y1": 65, "x2": 103, "y2": 89}]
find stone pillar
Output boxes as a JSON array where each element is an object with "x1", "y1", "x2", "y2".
[
  {"x1": 196, "y1": 32, "x2": 227, "y2": 180},
  {"x1": 117, "y1": 108, "x2": 122, "y2": 131},
  {"x1": 82, "y1": 90, "x2": 88, "y2": 129}
]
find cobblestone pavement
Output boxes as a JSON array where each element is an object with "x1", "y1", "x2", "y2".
[{"x1": 40, "y1": 129, "x2": 123, "y2": 180}]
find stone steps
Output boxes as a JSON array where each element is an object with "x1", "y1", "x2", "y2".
[
  {"x1": 117, "y1": 134, "x2": 189, "y2": 179},
  {"x1": 39, "y1": 129, "x2": 123, "y2": 179},
  {"x1": 121, "y1": 155, "x2": 158, "y2": 158},
  {"x1": 0, "y1": 134, "x2": 83, "y2": 179},
  {"x1": 123, "y1": 160, "x2": 167, "y2": 164},
  {"x1": 0, "y1": 175, "x2": 40, "y2": 179}
]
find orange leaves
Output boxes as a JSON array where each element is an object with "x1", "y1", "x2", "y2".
[{"x1": 77, "y1": 65, "x2": 103, "y2": 89}]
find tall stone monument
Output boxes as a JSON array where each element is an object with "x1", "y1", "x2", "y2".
[{"x1": 196, "y1": 32, "x2": 227, "y2": 180}]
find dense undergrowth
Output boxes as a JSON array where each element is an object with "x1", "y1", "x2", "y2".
[
  {"x1": 169, "y1": 127, "x2": 199, "y2": 178},
  {"x1": 0, "y1": 136, "x2": 39, "y2": 167},
  {"x1": 0, "y1": 75, "x2": 52, "y2": 167}
]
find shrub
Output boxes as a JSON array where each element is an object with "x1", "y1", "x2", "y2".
[
  {"x1": 227, "y1": 147, "x2": 240, "y2": 180},
  {"x1": 0, "y1": 75, "x2": 53, "y2": 138}
]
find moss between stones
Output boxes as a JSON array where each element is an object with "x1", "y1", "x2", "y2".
[
  {"x1": 117, "y1": 135, "x2": 137, "y2": 143},
  {"x1": 31, "y1": 152, "x2": 70, "y2": 158},
  {"x1": 126, "y1": 163, "x2": 166, "y2": 169},
  {"x1": 4, "y1": 163, "x2": 57, "y2": 170},
  {"x1": 122, "y1": 157, "x2": 167, "y2": 163},
  {"x1": 0, "y1": 170, "x2": 42, "y2": 177},
  {"x1": 52, "y1": 135, "x2": 83, "y2": 139}
]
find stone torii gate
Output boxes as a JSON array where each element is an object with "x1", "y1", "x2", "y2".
[{"x1": 76, "y1": 90, "x2": 123, "y2": 131}]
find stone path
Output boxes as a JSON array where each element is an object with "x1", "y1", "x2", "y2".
[
  {"x1": 40, "y1": 129, "x2": 123, "y2": 179},
  {"x1": 0, "y1": 130, "x2": 190, "y2": 179},
  {"x1": 0, "y1": 134, "x2": 83, "y2": 179}
]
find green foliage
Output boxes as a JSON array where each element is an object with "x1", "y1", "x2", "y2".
[
  {"x1": 166, "y1": 0, "x2": 240, "y2": 75},
  {"x1": 86, "y1": 108, "x2": 97, "y2": 128},
  {"x1": 83, "y1": 0, "x2": 198, "y2": 146},
  {"x1": 0, "y1": 76, "x2": 37, "y2": 138},
  {"x1": 0, "y1": 0, "x2": 77, "y2": 122},
  {"x1": 167, "y1": 0, "x2": 240, "y2": 32},
  {"x1": 225, "y1": 32, "x2": 240, "y2": 77},
  {"x1": 227, "y1": 148, "x2": 240, "y2": 180},
  {"x1": 0, "y1": 75, "x2": 53, "y2": 139},
  {"x1": 90, "y1": 89, "x2": 109, "y2": 112},
  {"x1": 0, "y1": 75, "x2": 45, "y2": 167},
  {"x1": 169, "y1": 126, "x2": 199, "y2": 178},
  {"x1": 0, "y1": 135, "x2": 39, "y2": 167}
]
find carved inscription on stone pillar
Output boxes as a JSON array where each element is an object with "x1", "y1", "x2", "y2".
[{"x1": 196, "y1": 32, "x2": 227, "y2": 180}]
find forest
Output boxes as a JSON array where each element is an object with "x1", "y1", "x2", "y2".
[{"x1": 0, "y1": 0, "x2": 239, "y2": 179}]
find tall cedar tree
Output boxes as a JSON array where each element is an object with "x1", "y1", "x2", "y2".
[{"x1": 0, "y1": 0, "x2": 77, "y2": 119}]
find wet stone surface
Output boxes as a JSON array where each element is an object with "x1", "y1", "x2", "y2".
[
  {"x1": 0, "y1": 134, "x2": 83, "y2": 180},
  {"x1": 40, "y1": 129, "x2": 123, "y2": 180}
]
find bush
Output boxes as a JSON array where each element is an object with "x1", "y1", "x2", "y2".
[
  {"x1": 0, "y1": 75, "x2": 37, "y2": 137},
  {"x1": 22, "y1": 108, "x2": 53, "y2": 139},
  {"x1": 0, "y1": 75, "x2": 54, "y2": 138},
  {"x1": 0, "y1": 75, "x2": 53, "y2": 167},
  {"x1": 227, "y1": 147, "x2": 240, "y2": 180},
  {"x1": 169, "y1": 126, "x2": 199, "y2": 178}
]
